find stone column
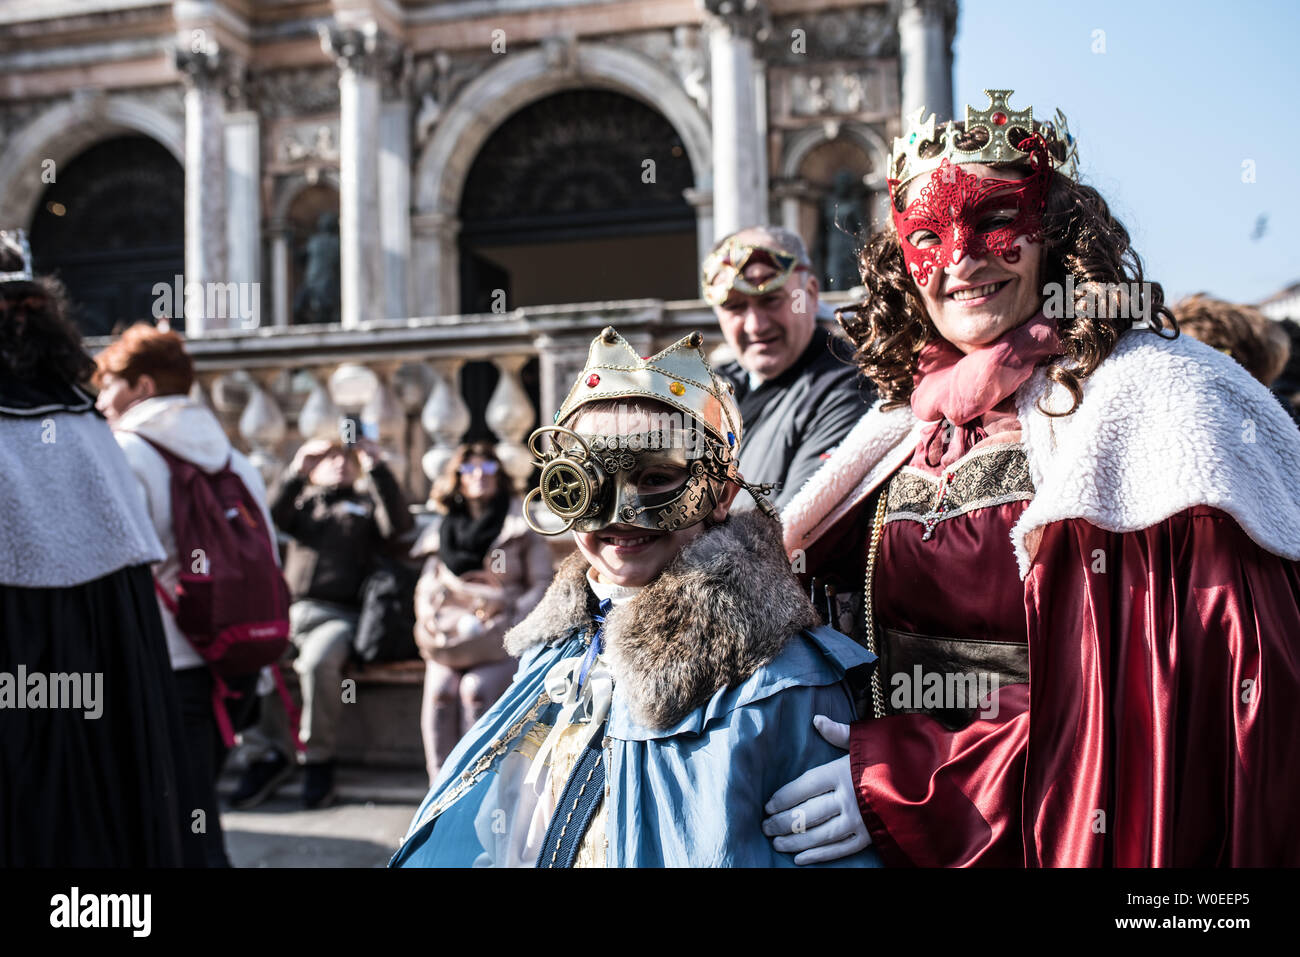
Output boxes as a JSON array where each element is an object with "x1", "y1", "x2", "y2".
[
  {"x1": 380, "y1": 59, "x2": 413, "y2": 321},
  {"x1": 320, "y1": 24, "x2": 390, "y2": 328},
  {"x1": 753, "y1": 62, "x2": 769, "y2": 223},
  {"x1": 899, "y1": 0, "x2": 957, "y2": 123},
  {"x1": 175, "y1": 41, "x2": 230, "y2": 335},
  {"x1": 269, "y1": 219, "x2": 292, "y2": 327},
  {"x1": 772, "y1": 179, "x2": 817, "y2": 241},
  {"x1": 683, "y1": 187, "x2": 715, "y2": 270},
  {"x1": 224, "y1": 107, "x2": 261, "y2": 302},
  {"x1": 411, "y1": 211, "x2": 459, "y2": 316},
  {"x1": 700, "y1": 0, "x2": 769, "y2": 239}
]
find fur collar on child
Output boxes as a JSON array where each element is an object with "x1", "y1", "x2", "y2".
[{"x1": 504, "y1": 508, "x2": 819, "y2": 729}]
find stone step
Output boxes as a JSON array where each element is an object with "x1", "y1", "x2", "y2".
[
  {"x1": 218, "y1": 763, "x2": 430, "y2": 807},
  {"x1": 235, "y1": 659, "x2": 429, "y2": 772},
  {"x1": 337, "y1": 659, "x2": 427, "y2": 769}
]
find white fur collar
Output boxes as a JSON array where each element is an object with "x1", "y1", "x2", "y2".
[
  {"x1": 780, "y1": 402, "x2": 921, "y2": 555},
  {"x1": 1010, "y1": 328, "x2": 1300, "y2": 575},
  {"x1": 781, "y1": 329, "x2": 1300, "y2": 578}
]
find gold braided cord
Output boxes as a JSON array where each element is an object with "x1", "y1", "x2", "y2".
[{"x1": 862, "y1": 491, "x2": 889, "y2": 720}]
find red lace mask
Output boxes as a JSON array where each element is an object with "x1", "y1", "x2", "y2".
[{"x1": 888, "y1": 137, "x2": 1052, "y2": 287}]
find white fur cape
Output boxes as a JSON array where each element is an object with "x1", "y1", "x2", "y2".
[
  {"x1": 781, "y1": 329, "x2": 1300, "y2": 579},
  {"x1": 1, "y1": 410, "x2": 164, "y2": 587}
]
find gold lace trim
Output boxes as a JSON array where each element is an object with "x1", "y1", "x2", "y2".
[
  {"x1": 421, "y1": 691, "x2": 553, "y2": 823},
  {"x1": 886, "y1": 443, "x2": 1034, "y2": 528}
]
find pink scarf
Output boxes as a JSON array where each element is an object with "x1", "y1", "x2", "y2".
[{"x1": 910, "y1": 312, "x2": 1062, "y2": 471}]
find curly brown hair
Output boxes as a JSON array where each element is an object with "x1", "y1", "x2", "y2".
[
  {"x1": 0, "y1": 233, "x2": 94, "y2": 386},
  {"x1": 1171, "y1": 293, "x2": 1289, "y2": 386},
  {"x1": 838, "y1": 121, "x2": 1178, "y2": 415}
]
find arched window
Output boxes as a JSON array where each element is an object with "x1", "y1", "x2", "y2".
[
  {"x1": 28, "y1": 135, "x2": 184, "y2": 336},
  {"x1": 457, "y1": 89, "x2": 697, "y2": 312}
]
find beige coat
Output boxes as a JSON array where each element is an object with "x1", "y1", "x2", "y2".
[{"x1": 410, "y1": 499, "x2": 554, "y2": 668}]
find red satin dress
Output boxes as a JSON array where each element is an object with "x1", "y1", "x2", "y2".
[{"x1": 849, "y1": 423, "x2": 1300, "y2": 867}]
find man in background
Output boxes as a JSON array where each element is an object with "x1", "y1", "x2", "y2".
[{"x1": 704, "y1": 225, "x2": 873, "y2": 510}]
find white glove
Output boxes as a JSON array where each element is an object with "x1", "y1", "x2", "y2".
[{"x1": 761, "y1": 714, "x2": 872, "y2": 865}]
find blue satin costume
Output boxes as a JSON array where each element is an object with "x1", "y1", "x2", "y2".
[{"x1": 390, "y1": 622, "x2": 883, "y2": 868}]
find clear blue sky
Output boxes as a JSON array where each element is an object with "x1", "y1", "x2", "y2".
[{"x1": 954, "y1": 0, "x2": 1299, "y2": 304}]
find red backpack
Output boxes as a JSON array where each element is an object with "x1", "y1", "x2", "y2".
[{"x1": 140, "y1": 436, "x2": 291, "y2": 679}]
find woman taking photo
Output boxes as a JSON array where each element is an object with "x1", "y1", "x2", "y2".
[
  {"x1": 411, "y1": 442, "x2": 553, "y2": 784},
  {"x1": 764, "y1": 91, "x2": 1300, "y2": 866}
]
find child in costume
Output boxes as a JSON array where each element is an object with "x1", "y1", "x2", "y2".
[{"x1": 391, "y1": 327, "x2": 881, "y2": 867}]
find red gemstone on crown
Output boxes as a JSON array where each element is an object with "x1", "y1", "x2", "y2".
[
  {"x1": 992, "y1": 112, "x2": 1008, "y2": 126},
  {"x1": 587, "y1": 374, "x2": 600, "y2": 387}
]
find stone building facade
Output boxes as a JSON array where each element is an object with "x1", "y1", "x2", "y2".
[{"x1": 0, "y1": 0, "x2": 956, "y2": 500}]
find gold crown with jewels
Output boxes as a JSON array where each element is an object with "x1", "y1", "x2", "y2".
[
  {"x1": 889, "y1": 89, "x2": 1079, "y2": 189},
  {"x1": 553, "y1": 326, "x2": 743, "y2": 452}
]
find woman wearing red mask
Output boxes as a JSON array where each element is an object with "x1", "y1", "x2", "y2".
[{"x1": 763, "y1": 91, "x2": 1300, "y2": 867}]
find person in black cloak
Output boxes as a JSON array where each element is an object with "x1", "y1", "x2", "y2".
[{"x1": 0, "y1": 227, "x2": 191, "y2": 866}]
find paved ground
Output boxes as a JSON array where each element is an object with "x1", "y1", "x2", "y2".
[{"x1": 218, "y1": 765, "x2": 428, "y2": 868}]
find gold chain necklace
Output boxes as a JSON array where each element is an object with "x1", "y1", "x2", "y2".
[{"x1": 862, "y1": 490, "x2": 889, "y2": 719}]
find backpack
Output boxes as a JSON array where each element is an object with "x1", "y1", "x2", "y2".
[
  {"x1": 354, "y1": 558, "x2": 421, "y2": 664},
  {"x1": 140, "y1": 436, "x2": 291, "y2": 678}
]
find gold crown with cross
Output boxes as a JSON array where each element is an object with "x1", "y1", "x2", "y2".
[{"x1": 889, "y1": 89, "x2": 1080, "y2": 190}]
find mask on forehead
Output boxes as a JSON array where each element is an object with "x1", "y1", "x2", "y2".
[
  {"x1": 701, "y1": 241, "x2": 805, "y2": 306},
  {"x1": 889, "y1": 135, "x2": 1052, "y2": 287},
  {"x1": 525, "y1": 422, "x2": 735, "y2": 534}
]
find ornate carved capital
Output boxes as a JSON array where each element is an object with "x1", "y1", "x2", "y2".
[
  {"x1": 318, "y1": 23, "x2": 403, "y2": 82},
  {"x1": 174, "y1": 39, "x2": 226, "y2": 90},
  {"x1": 901, "y1": 0, "x2": 959, "y2": 33},
  {"x1": 174, "y1": 38, "x2": 249, "y2": 108},
  {"x1": 700, "y1": 0, "x2": 771, "y2": 43}
]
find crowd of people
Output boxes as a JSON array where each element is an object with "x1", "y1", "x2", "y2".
[{"x1": 3, "y1": 86, "x2": 1300, "y2": 868}]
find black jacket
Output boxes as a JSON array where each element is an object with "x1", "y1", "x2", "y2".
[
  {"x1": 270, "y1": 461, "x2": 413, "y2": 607},
  {"x1": 717, "y1": 325, "x2": 874, "y2": 510}
]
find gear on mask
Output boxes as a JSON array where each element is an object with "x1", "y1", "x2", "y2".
[{"x1": 523, "y1": 423, "x2": 778, "y2": 536}]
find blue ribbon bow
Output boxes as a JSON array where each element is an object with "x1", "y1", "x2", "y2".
[{"x1": 577, "y1": 598, "x2": 612, "y2": 690}]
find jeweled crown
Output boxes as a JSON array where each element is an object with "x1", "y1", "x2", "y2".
[
  {"x1": 890, "y1": 89, "x2": 1079, "y2": 189},
  {"x1": 554, "y1": 326, "x2": 743, "y2": 453}
]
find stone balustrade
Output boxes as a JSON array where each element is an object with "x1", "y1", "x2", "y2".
[{"x1": 83, "y1": 293, "x2": 863, "y2": 504}]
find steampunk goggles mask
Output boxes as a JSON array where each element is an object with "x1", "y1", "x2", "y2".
[
  {"x1": 522, "y1": 421, "x2": 744, "y2": 535},
  {"x1": 701, "y1": 241, "x2": 807, "y2": 307}
]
